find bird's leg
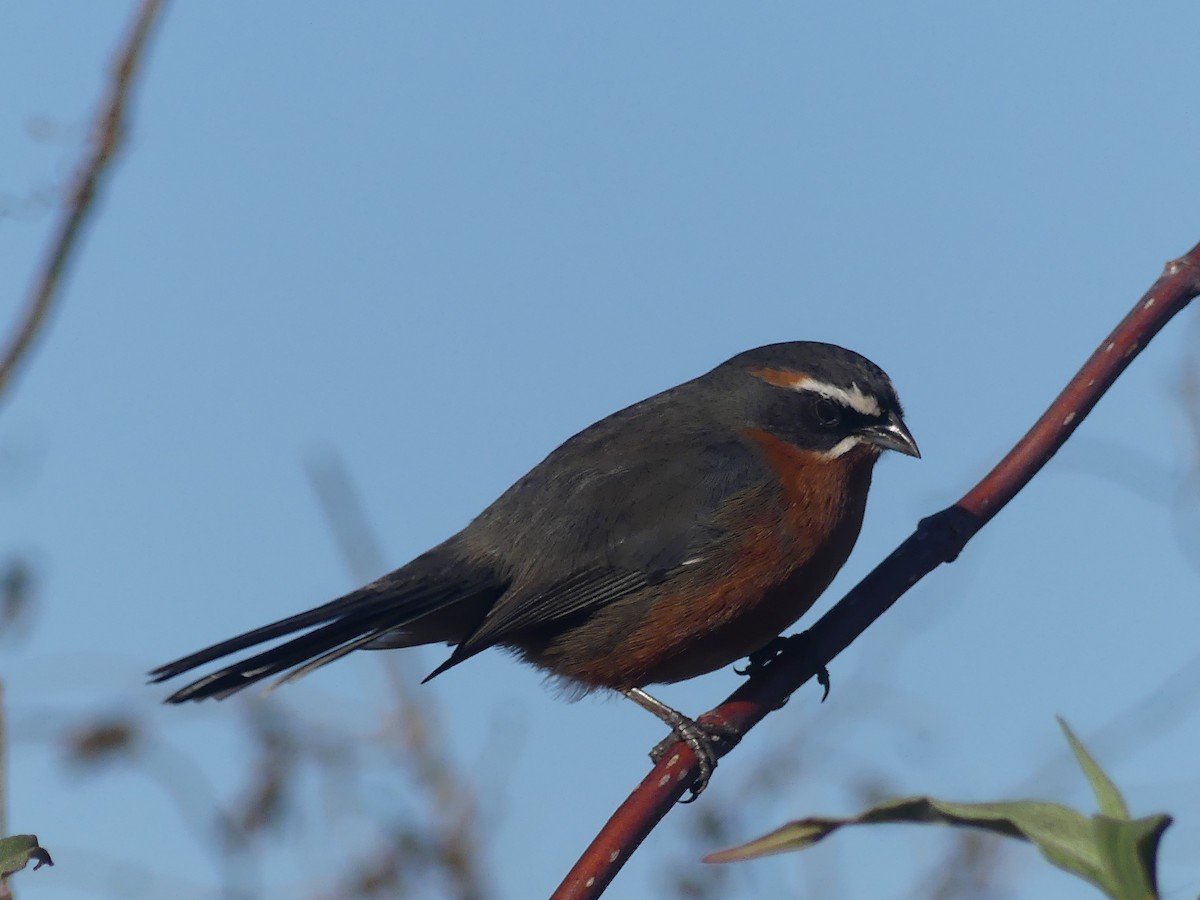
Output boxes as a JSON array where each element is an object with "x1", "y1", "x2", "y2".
[{"x1": 623, "y1": 687, "x2": 740, "y2": 801}]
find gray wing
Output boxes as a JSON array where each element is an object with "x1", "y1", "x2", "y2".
[{"x1": 424, "y1": 430, "x2": 772, "y2": 678}]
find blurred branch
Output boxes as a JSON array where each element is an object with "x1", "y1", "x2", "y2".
[
  {"x1": 0, "y1": 560, "x2": 33, "y2": 642},
  {"x1": 62, "y1": 715, "x2": 256, "y2": 900},
  {"x1": 305, "y1": 452, "x2": 489, "y2": 900},
  {"x1": 1019, "y1": 649, "x2": 1200, "y2": 797},
  {"x1": 554, "y1": 243, "x2": 1200, "y2": 898},
  {"x1": 1, "y1": 684, "x2": 7, "y2": 840},
  {"x1": 0, "y1": 0, "x2": 165, "y2": 405},
  {"x1": 53, "y1": 449, "x2": 487, "y2": 899}
]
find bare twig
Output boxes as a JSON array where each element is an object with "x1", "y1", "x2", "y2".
[
  {"x1": 0, "y1": 0, "x2": 165, "y2": 404},
  {"x1": 553, "y1": 242, "x2": 1200, "y2": 898},
  {"x1": 1, "y1": 682, "x2": 7, "y2": 840},
  {"x1": 305, "y1": 453, "x2": 489, "y2": 900}
]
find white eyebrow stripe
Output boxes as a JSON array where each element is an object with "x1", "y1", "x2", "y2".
[{"x1": 789, "y1": 377, "x2": 882, "y2": 417}]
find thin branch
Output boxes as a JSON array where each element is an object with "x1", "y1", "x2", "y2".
[
  {"x1": 305, "y1": 453, "x2": 490, "y2": 900},
  {"x1": 552, "y1": 242, "x2": 1200, "y2": 899},
  {"x1": 0, "y1": 0, "x2": 166, "y2": 403}
]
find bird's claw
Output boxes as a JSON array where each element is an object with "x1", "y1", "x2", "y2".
[
  {"x1": 649, "y1": 717, "x2": 741, "y2": 802},
  {"x1": 734, "y1": 633, "x2": 832, "y2": 701},
  {"x1": 815, "y1": 663, "x2": 831, "y2": 701},
  {"x1": 733, "y1": 636, "x2": 791, "y2": 677}
]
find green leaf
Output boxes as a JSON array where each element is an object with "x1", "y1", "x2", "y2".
[
  {"x1": 705, "y1": 796, "x2": 1092, "y2": 869},
  {"x1": 705, "y1": 720, "x2": 1170, "y2": 900},
  {"x1": 1093, "y1": 814, "x2": 1171, "y2": 899},
  {"x1": 1059, "y1": 716, "x2": 1128, "y2": 819},
  {"x1": 0, "y1": 834, "x2": 53, "y2": 879}
]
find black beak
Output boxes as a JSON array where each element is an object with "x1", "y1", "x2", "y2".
[{"x1": 861, "y1": 413, "x2": 920, "y2": 459}]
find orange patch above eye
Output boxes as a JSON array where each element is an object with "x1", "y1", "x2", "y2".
[{"x1": 749, "y1": 367, "x2": 810, "y2": 389}]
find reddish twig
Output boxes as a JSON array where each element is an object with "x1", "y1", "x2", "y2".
[
  {"x1": 552, "y1": 242, "x2": 1200, "y2": 899},
  {"x1": 0, "y1": 0, "x2": 165, "y2": 404}
]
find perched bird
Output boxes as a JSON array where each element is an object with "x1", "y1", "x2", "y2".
[{"x1": 152, "y1": 342, "x2": 918, "y2": 794}]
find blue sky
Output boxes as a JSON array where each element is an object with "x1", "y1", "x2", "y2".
[{"x1": 3, "y1": 3, "x2": 1199, "y2": 898}]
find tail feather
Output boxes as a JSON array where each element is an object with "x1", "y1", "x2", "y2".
[
  {"x1": 267, "y1": 630, "x2": 390, "y2": 691},
  {"x1": 151, "y1": 569, "x2": 503, "y2": 702},
  {"x1": 149, "y1": 588, "x2": 378, "y2": 684},
  {"x1": 160, "y1": 613, "x2": 398, "y2": 702}
]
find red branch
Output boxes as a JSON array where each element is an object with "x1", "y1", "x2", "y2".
[{"x1": 552, "y1": 242, "x2": 1200, "y2": 899}]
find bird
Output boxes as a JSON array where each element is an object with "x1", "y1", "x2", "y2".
[{"x1": 151, "y1": 341, "x2": 918, "y2": 795}]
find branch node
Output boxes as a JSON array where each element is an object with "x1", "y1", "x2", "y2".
[{"x1": 916, "y1": 506, "x2": 980, "y2": 564}]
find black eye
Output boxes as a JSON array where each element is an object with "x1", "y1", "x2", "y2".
[{"x1": 814, "y1": 398, "x2": 841, "y2": 426}]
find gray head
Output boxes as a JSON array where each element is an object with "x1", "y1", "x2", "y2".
[{"x1": 709, "y1": 341, "x2": 919, "y2": 460}]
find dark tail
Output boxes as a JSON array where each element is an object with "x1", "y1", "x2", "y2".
[{"x1": 150, "y1": 567, "x2": 502, "y2": 703}]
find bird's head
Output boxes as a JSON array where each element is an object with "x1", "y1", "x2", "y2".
[{"x1": 715, "y1": 341, "x2": 919, "y2": 461}]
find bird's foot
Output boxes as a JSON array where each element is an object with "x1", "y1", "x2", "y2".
[
  {"x1": 648, "y1": 715, "x2": 741, "y2": 802},
  {"x1": 734, "y1": 632, "x2": 831, "y2": 701},
  {"x1": 624, "y1": 687, "x2": 741, "y2": 801},
  {"x1": 733, "y1": 636, "x2": 791, "y2": 678}
]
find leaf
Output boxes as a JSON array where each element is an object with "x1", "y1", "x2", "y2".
[
  {"x1": 1059, "y1": 716, "x2": 1128, "y2": 819},
  {"x1": 0, "y1": 834, "x2": 53, "y2": 879},
  {"x1": 705, "y1": 721, "x2": 1170, "y2": 900},
  {"x1": 705, "y1": 796, "x2": 1089, "y2": 864},
  {"x1": 1093, "y1": 814, "x2": 1171, "y2": 900}
]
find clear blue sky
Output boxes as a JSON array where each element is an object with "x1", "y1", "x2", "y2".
[{"x1": 3, "y1": 4, "x2": 1199, "y2": 898}]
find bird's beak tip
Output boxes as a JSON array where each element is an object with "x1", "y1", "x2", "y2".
[{"x1": 863, "y1": 416, "x2": 920, "y2": 459}]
